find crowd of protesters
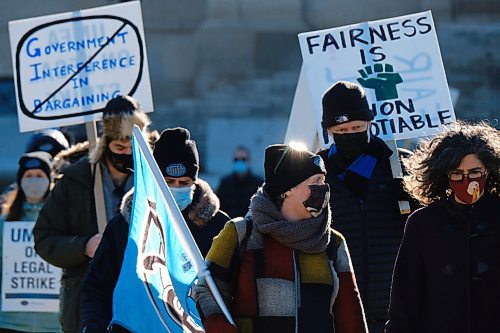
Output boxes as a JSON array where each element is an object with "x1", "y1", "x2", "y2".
[{"x1": 0, "y1": 79, "x2": 497, "y2": 333}]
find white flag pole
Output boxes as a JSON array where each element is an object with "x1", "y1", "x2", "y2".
[{"x1": 132, "y1": 126, "x2": 235, "y2": 326}]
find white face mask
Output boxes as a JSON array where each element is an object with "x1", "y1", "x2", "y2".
[
  {"x1": 170, "y1": 185, "x2": 195, "y2": 211},
  {"x1": 21, "y1": 177, "x2": 49, "y2": 201}
]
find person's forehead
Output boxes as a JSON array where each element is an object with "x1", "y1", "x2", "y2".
[
  {"x1": 234, "y1": 150, "x2": 248, "y2": 158},
  {"x1": 298, "y1": 173, "x2": 325, "y2": 185},
  {"x1": 110, "y1": 139, "x2": 132, "y2": 146},
  {"x1": 165, "y1": 176, "x2": 192, "y2": 182},
  {"x1": 23, "y1": 168, "x2": 46, "y2": 176},
  {"x1": 456, "y1": 154, "x2": 485, "y2": 170},
  {"x1": 330, "y1": 120, "x2": 367, "y2": 130}
]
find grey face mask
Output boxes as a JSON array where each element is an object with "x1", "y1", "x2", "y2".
[{"x1": 21, "y1": 177, "x2": 49, "y2": 201}]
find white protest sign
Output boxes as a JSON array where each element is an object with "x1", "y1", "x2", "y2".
[
  {"x1": 9, "y1": 1, "x2": 153, "y2": 132},
  {"x1": 298, "y1": 11, "x2": 455, "y2": 148},
  {"x1": 2, "y1": 221, "x2": 61, "y2": 312},
  {"x1": 284, "y1": 65, "x2": 319, "y2": 151}
]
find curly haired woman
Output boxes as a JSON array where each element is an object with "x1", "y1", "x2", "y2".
[{"x1": 385, "y1": 121, "x2": 500, "y2": 333}]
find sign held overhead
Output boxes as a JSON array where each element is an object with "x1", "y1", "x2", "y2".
[
  {"x1": 297, "y1": 11, "x2": 455, "y2": 147},
  {"x1": 9, "y1": 1, "x2": 153, "y2": 132}
]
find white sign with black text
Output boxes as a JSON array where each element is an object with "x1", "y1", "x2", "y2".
[
  {"x1": 298, "y1": 11, "x2": 455, "y2": 147},
  {"x1": 2, "y1": 221, "x2": 61, "y2": 312}
]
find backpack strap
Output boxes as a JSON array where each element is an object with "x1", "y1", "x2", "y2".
[
  {"x1": 327, "y1": 231, "x2": 342, "y2": 313},
  {"x1": 231, "y1": 216, "x2": 253, "y2": 261},
  {"x1": 326, "y1": 232, "x2": 340, "y2": 267}
]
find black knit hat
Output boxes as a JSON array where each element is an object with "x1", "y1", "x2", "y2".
[
  {"x1": 321, "y1": 81, "x2": 374, "y2": 129},
  {"x1": 153, "y1": 127, "x2": 199, "y2": 180},
  {"x1": 263, "y1": 144, "x2": 326, "y2": 196},
  {"x1": 17, "y1": 151, "x2": 54, "y2": 185}
]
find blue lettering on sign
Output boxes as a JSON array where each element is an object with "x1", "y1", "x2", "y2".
[
  {"x1": 30, "y1": 56, "x2": 136, "y2": 82},
  {"x1": 26, "y1": 37, "x2": 41, "y2": 58},
  {"x1": 72, "y1": 77, "x2": 89, "y2": 89},
  {"x1": 29, "y1": 63, "x2": 42, "y2": 81},
  {"x1": 26, "y1": 31, "x2": 129, "y2": 58},
  {"x1": 33, "y1": 90, "x2": 121, "y2": 112},
  {"x1": 17, "y1": 15, "x2": 145, "y2": 120},
  {"x1": 11, "y1": 228, "x2": 33, "y2": 242}
]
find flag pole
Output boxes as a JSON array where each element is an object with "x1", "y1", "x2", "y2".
[{"x1": 132, "y1": 126, "x2": 235, "y2": 326}]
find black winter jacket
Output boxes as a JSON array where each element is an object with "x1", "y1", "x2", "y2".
[
  {"x1": 216, "y1": 172, "x2": 263, "y2": 218},
  {"x1": 319, "y1": 137, "x2": 413, "y2": 325},
  {"x1": 386, "y1": 194, "x2": 500, "y2": 333},
  {"x1": 34, "y1": 158, "x2": 99, "y2": 333},
  {"x1": 81, "y1": 179, "x2": 230, "y2": 333}
]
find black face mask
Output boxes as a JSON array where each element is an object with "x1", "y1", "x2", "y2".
[
  {"x1": 333, "y1": 131, "x2": 369, "y2": 159},
  {"x1": 303, "y1": 184, "x2": 330, "y2": 217},
  {"x1": 107, "y1": 148, "x2": 133, "y2": 174}
]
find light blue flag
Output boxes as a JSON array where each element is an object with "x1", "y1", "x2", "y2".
[{"x1": 111, "y1": 130, "x2": 204, "y2": 333}]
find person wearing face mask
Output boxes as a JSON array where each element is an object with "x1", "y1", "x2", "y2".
[
  {"x1": 80, "y1": 127, "x2": 229, "y2": 333},
  {"x1": 194, "y1": 143, "x2": 368, "y2": 333},
  {"x1": 386, "y1": 121, "x2": 500, "y2": 333},
  {"x1": 318, "y1": 81, "x2": 415, "y2": 332},
  {"x1": 217, "y1": 146, "x2": 264, "y2": 218},
  {"x1": 33, "y1": 95, "x2": 151, "y2": 333},
  {"x1": 152, "y1": 127, "x2": 231, "y2": 256},
  {"x1": 0, "y1": 151, "x2": 60, "y2": 332},
  {"x1": 0, "y1": 129, "x2": 70, "y2": 217}
]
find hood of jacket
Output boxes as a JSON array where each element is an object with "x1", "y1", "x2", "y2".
[
  {"x1": 54, "y1": 141, "x2": 90, "y2": 172},
  {"x1": 119, "y1": 178, "x2": 221, "y2": 227},
  {"x1": 57, "y1": 157, "x2": 93, "y2": 189}
]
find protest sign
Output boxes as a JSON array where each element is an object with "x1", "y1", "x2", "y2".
[
  {"x1": 9, "y1": 1, "x2": 153, "y2": 132},
  {"x1": 2, "y1": 221, "x2": 61, "y2": 312},
  {"x1": 297, "y1": 11, "x2": 455, "y2": 147}
]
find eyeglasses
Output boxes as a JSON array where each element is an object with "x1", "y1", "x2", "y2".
[
  {"x1": 234, "y1": 157, "x2": 247, "y2": 162},
  {"x1": 274, "y1": 146, "x2": 289, "y2": 174},
  {"x1": 448, "y1": 170, "x2": 487, "y2": 182}
]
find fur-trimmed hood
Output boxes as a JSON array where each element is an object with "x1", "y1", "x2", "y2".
[
  {"x1": 119, "y1": 178, "x2": 221, "y2": 227},
  {"x1": 186, "y1": 179, "x2": 221, "y2": 227},
  {"x1": 54, "y1": 141, "x2": 90, "y2": 172},
  {"x1": 89, "y1": 109, "x2": 151, "y2": 164}
]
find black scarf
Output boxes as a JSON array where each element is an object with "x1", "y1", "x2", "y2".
[{"x1": 327, "y1": 136, "x2": 392, "y2": 200}]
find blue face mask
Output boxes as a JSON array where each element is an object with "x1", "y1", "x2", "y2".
[
  {"x1": 233, "y1": 160, "x2": 248, "y2": 175},
  {"x1": 170, "y1": 185, "x2": 195, "y2": 211}
]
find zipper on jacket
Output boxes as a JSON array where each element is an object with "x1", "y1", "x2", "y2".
[
  {"x1": 360, "y1": 200, "x2": 370, "y2": 316},
  {"x1": 293, "y1": 250, "x2": 300, "y2": 333}
]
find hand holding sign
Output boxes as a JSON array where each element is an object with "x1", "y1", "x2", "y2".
[{"x1": 85, "y1": 233, "x2": 102, "y2": 258}]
